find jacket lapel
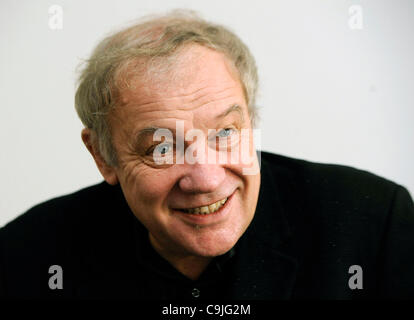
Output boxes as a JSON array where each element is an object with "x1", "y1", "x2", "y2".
[{"x1": 229, "y1": 155, "x2": 302, "y2": 299}]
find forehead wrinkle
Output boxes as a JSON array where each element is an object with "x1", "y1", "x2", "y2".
[
  {"x1": 185, "y1": 84, "x2": 239, "y2": 106},
  {"x1": 131, "y1": 102, "x2": 243, "y2": 145},
  {"x1": 122, "y1": 85, "x2": 240, "y2": 117},
  {"x1": 120, "y1": 72, "x2": 240, "y2": 105},
  {"x1": 132, "y1": 114, "x2": 194, "y2": 136}
]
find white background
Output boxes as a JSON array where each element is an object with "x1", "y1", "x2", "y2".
[{"x1": 1, "y1": 0, "x2": 413, "y2": 227}]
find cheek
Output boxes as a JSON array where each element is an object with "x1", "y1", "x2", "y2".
[
  {"x1": 119, "y1": 164, "x2": 177, "y2": 208},
  {"x1": 225, "y1": 157, "x2": 258, "y2": 182},
  {"x1": 225, "y1": 160, "x2": 260, "y2": 210}
]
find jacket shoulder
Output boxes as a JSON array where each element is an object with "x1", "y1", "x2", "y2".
[
  {"x1": 260, "y1": 151, "x2": 407, "y2": 242},
  {"x1": 260, "y1": 151, "x2": 402, "y2": 202},
  {"x1": 0, "y1": 182, "x2": 123, "y2": 297},
  {"x1": 0, "y1": 182, "x2": 112, "y2": 239},
  {"x1": 260, "y1": 152, "x2": 414, "y2": 299}
]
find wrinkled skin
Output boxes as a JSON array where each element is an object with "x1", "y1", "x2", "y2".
[{"x1": 82, "y1": 45, "x2": 261, "y2": 279}]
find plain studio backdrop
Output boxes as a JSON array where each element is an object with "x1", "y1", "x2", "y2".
[{"x1": 1, "y1": 0, "x2": 413, "y2": 227}]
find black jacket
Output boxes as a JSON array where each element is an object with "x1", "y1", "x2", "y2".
[{"x1": 1, "y1": 152, "x2": 413, "y2": 299}]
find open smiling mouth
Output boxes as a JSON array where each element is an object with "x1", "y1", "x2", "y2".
[{"x1": 174, "y1": 197, "x2": 229, "y2": 215}]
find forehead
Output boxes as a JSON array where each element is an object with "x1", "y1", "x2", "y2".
[{"x1": 116, "y1": 45, "x2": 245, "y2": 111}]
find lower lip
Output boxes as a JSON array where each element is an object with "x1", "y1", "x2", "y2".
[{"x1": 173, "y1": 191, "x2": 236, "y2": 226}]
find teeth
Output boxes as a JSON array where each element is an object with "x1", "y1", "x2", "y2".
[
  {"x1": 183, "y1": 197, "x2": 228, "y2": 215},
  {"x1": 200, "y1": 206, "x2": 209, "y2": 214}
]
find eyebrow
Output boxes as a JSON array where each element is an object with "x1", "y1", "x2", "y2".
[
  {"x1": 133, "y1": 127, "x2": 162, "y2": 147},
  {"x1": 215, "y1": 104, "x2": 244, "y2": 122},
  {"x1": 134, "y1": 104, "x2": 244, "y2": 145}
]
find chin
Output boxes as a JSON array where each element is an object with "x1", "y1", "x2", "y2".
[{"x1": 185, "y1": 229, "x2": 241, "y2": 258}]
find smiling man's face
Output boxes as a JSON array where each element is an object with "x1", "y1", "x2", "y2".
[{"x1": 101, "y1": 45, "x2": 260, "y2": 260}]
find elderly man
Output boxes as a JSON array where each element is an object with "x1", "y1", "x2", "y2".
[{"x1": 1, "y1": 11, "x2": 413, "y2": 300}]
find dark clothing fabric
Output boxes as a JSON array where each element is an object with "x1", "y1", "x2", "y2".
[
  {"x1": 0, "y1": 151, "x2": 413, "y2": 299},
  {"x1": 132, "y1": 217, "x2": 237, "y2": 300}
]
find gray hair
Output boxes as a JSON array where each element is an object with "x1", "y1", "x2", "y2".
[{"x1": 75, "y1": 10, "x2": 259, "y2": 166}]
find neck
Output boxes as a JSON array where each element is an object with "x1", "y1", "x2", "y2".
[{"x1": 149, "y1": 233, "x2": 212, "y2": 280}]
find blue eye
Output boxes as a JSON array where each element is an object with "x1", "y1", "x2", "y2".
[
  {"x1": 217, "y1": 128, "x2": 234, "y2": 138},
  {"x1": 154, "y1": 143, "x2": 171, "y2": 155}
]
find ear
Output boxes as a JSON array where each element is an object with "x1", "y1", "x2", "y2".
[{"x1": 81, "y1": 128, "x2": 119, "y2": 185}]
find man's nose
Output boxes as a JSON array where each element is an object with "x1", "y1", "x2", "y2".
[{"x1": 178, "y1": 163, "x2": 225, "y2": 194}]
